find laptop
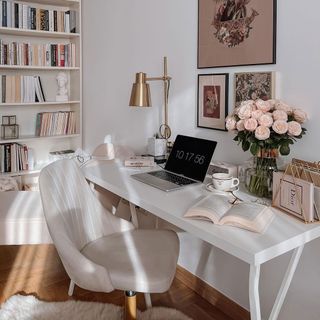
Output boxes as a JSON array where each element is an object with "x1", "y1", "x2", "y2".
[{"x1": 131, "y1": 135, "x2": 217, "y2": 191}]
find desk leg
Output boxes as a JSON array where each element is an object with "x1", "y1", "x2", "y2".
[
  {"x1": 249, "y1": 264, "x2": 261, "y2": 320},
  {"x1": 129, "y1": 203, "x2": 139, "y2": 228},
  {"x1": 268, "y1": 245, "x2": 304, "y2": 320}
]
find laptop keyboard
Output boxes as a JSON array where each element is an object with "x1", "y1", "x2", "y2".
[{"x1": 148, "y1": 171, "x2": 196, "y2": 186}]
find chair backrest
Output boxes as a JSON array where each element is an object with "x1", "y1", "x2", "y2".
[{"x1": 39, "y1": 159, "x2": 133, "y2": 292}]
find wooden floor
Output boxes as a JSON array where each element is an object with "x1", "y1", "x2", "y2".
[
  {"x1": 0, "y1": 245, "x2": 231, "y2": 320},
  {"x1": 0, "y1": 244, "x2": 233, "y2": 320}
]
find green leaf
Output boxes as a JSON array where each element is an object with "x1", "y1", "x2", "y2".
[
  {"x1": 265, "y1": 139, "x2": 273, "y2": 145},
  {"x1": 233, "y1": 136, "x2": 239, "y2": 141},
  {"x1": 250, "y1": 143, "x2": 259, "y2": 156},
  {"x1": 242, "y1": 140, "x2": 250, "y2": 152},
  {"x1": 248, "y1": 135, "x2": 256, "y2": 143},
  {"x1": 280, "y1": 144, "x2": 290, "y2": 156}
]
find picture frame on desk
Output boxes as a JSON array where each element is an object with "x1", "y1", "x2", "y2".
[{"x1": 197, "y1": 73, "x2": 229, "y2": 131}]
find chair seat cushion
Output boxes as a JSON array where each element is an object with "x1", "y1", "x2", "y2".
[{"x1": 81, "y1": 229, "x2": 179, "y2": 293}]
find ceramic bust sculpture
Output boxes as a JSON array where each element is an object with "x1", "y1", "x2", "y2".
[{"x1": 56, "y1": 72, "x2": 68, "y2": 102}]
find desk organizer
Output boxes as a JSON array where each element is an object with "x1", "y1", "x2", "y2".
[{"x1": 272, "y1": 159, "x2": 320, "y2": 223}]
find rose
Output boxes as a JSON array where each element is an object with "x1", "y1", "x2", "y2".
[
  {"x1": 236, "y1": 120, "x2": 245, "y2": 131},
  {"x1": 226, "y1": 116, "x2": 237, "y2": 131},
  {"x1": 268, "y1": 99, "x2": 279, "y2": 109},
  {"x1": 272, "y1": 120, "x2": 288, "y2": 134},
  {"x1": 244, "y1": 118, "x2": 258, "y2": 132},
  {"x1": 293, "y1": 109, "x2": 307, "y2": 123},
  {"x1": 251, "y1": 110, "x2": 263, "y2": 119},
  {"x1": 272, "y1": 110, "x2": 288, "y2": 121},
  {"x1": 231, "y1": 107, "x2": 240, "y2": 116},
  {"x1": 258, "y1": 114, "x2": 273, "y2": 127},
  {"x1": 275, "y1": 101, "x2": 293, "y2": 115},
  {"x1": 255, "y1": 99, "x2": 272, "y2": 113},
  {"x1": 237, "y1": 101, "x2": 254, "y2": 119},
  {"x1": 255, "y1": 126, "x2": 270, "y2": 140},
  {"x1": 288, "y1": 121, "x2": 302, "y2": 136}
]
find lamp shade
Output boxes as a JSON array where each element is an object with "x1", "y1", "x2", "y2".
[{"x1": 129, "y1": 72, "x2": 151, "y2": 107}]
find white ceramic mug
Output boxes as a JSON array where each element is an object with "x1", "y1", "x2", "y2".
[{"x1": 212, "y1": 173, "x2": 239, "y2": 191}]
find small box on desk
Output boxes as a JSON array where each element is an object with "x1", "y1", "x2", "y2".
[{"x1": 147, "y1": 137, "x2": 166, "y2": 157}]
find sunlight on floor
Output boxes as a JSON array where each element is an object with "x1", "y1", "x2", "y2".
[{"x1": 1, "y1": 245, "x2": 49, "y2": 300}]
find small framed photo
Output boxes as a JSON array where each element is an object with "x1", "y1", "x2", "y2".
[
  {"x1": 234, "y1": 71, "x2": 275, "y2": 107},
  {"x1": 2, "y1": 116, "x2": 10, "y2": 125},
  {"x1": 1, "y1": 124, "x2": 19, "y2": 140},
  {"x1": 9, "y1": 115, "x2": 16, "y2": 125},
  {"x1": 197, "y1": 73, "x2": 229, "y2": 131}
]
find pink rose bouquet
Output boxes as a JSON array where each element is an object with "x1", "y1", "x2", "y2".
[{"x1": 226, "y1": 99, "x2": 307, "y2": 156}]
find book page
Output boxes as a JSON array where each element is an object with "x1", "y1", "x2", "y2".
[
  {"x1": 184, "y1": 194, "x2": 232, "y2": 224},
  {"x1": 220, "y1": 203, "x2": 274, "y2": 233}
]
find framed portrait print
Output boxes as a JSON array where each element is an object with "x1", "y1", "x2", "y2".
[
  {"x1": 198, "y1": 0, "x2": 277, "y2": 68},
  {"x1": 197, "y1": 73, "x2": 229, "y2": 131},
  {"x1": 234, "y1": 71, "x2": 275, "y2": 107}
]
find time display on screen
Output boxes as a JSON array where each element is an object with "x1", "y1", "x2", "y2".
[{"x1": 175, "y1": 150, "x2": 206, "y2": 165}]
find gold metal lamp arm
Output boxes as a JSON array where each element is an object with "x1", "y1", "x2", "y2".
[{"x1": 146, "y1": 57, "x2": 172, "y2": 140}]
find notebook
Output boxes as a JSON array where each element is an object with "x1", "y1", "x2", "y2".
[{"x1": 131, "y1": 135, "x2": 217, "y2": 191}]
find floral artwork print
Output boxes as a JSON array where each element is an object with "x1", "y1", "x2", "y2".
[
  {"x1": 235, "y1": 72, "x2": 273, "y2": 108},
  {"x1": 212, "y1": 0, "x2": 259, "y2": 47}
]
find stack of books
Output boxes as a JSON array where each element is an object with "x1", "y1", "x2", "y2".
[
  {"x1": 0, "y1": 143, "x2": 28, "y2": 173},
  {"x1": 0, "y1": 40, "x2": 76, "y2": 67},
  {"x1": 35, "y1": 111, "x2": 76, "y2": 137},
  {"x1": 0, "y1": 1, "x2": 77, "y2": 33},
  {"x1": 1, "y1": 75, "x2": 45, "y2": 103}
]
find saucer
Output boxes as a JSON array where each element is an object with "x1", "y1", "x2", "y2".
[{"x1": 205, "y1": 183, "x2": 239, "y2": 193}]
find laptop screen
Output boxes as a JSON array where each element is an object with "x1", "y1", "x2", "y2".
[{"x1": 165, "y1": 135, "x2": 217, "y2": 182}]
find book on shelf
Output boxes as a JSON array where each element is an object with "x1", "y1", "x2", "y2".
[
  {"x1": 124, "y1": 156, "x2": 155, "y2": 167},
  {"x1": 184, "y1": 194, "x2": 274, "y2": 233},
  {"x1": 0, "y1": 75, "x2": 45, "y2": 103},
  {"x1": 0, "y1": 39, "x2": 76, "y2": 67},
  {"x1": 0, "y1": 1, "x2": 77, "y2": 33},
  {"x1": 35, "y1": 111, "x2": 76, "y2": 137},
  {"x1": 0, "y1": 143, "x2": 28, "y2": 173}
]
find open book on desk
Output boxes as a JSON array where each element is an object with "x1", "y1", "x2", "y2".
[{"x1": 184, "y1": 194, "x2": 274, "y2": 233}]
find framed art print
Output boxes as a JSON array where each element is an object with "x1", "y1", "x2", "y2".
[
  {"x1": 234, "y1": 71, "x2": 275, "y2": 107},
  {"x1": 197, "y1": 73, "x2": 229, "y2": 131},
  {"x1": 198, "y1": 0, "x2": 277, "y2": 68}
]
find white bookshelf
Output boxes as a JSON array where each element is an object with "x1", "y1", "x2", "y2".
[{"x1": 0, "y1": 0, "x2": 82, "y2": 178}]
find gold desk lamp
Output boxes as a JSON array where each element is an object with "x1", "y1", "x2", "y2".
[{"x1": 129, "y1": 57, "x2": 172, "y2": 140}]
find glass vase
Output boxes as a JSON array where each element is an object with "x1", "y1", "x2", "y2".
[{"x1": 245, "y1": 149, "x2": 278, "y2": 198}]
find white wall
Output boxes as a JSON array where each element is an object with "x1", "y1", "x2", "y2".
[{"x1": 83, "y1": 1, "x2": 320, "y2": 319}]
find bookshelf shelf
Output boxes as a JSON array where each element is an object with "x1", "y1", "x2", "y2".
[
  {"x1": 13, "y1": 0, "x2": 80, "y2": 6},
  {"x1": 0, "y1": 27, "x2": 80, "y2": 39},
  {"x1": 0, "y1": 65, "x2": 80, "y2": 71},
  {"x1": 0, "y1": 101, "x2": 80, "y2": 107},
  {"x1": 0, "y1": 134, "x2": 80, "y2": 144},
  {"x1": 1, "y1": 168, "x2": 42, "y2": 177}
]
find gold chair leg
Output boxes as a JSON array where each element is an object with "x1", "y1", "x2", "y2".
[{"x1": 124, "y1": 291, "x2": 137, "y2": 320}]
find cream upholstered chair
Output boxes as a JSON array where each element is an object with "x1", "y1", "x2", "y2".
[{"x1": 39, "y1": 159, "x2": 179, "y2": 320}]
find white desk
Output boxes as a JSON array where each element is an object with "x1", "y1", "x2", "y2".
[{"x1": 83, "y1": 160, "x2": 320, "y2": 320}]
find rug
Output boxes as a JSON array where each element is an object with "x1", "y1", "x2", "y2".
[{"x1": 0, "y1": 295, "x2": 192, "y2": 320}]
